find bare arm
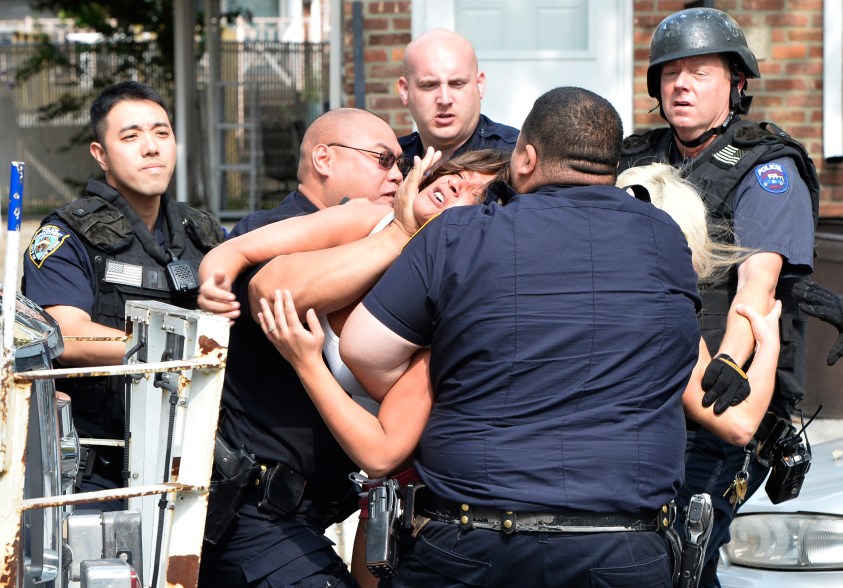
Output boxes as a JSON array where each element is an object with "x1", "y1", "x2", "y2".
[
  {"x1": 247, "y1": 148, "x2": 441, "y2": 322},
  {"x1": 259, "y1": 290, "x2": 432, "y2": 477},
  {"x1": 340, "y1": 303, "x2": 421, "y2": 403},
  {"x1": 198, "y1": 203, "x2": 392, "y2": 316},
  {"x1": 248, "y1": 222, "x2": 411, "y2": 322},
  {"x1": 45, "y1": 305, "x2": 125, "y2": 367},
  {"x1": 684, "y1": 300, "x2": 782, "y2": 445}
]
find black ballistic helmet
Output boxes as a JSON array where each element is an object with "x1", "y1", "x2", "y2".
[{"x1": 647, "y1": 8, "x2": 761, "y2": 99}]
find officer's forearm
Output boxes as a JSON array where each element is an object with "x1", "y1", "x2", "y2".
[
  {"x1": 46, "y1": 305, "x2": 126, "y2": 367},
  {"x1": 717, "y1": 252, "x2": 781, "y2": 365}
]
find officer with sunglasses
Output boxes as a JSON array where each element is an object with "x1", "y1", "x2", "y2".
[{"x1": 198, "y1": 107, "x2": 406, "y2": 588}]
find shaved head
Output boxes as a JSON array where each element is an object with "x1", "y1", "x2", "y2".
[
  {"x1": 299, "y1": 108, "x2": 388, "y2": 163},
  {"x1": 296, "y1": 107, "x2": 403, "y2": 208},
  {"x1": 398, "y1": 29, "x2": 485, "y2": 159},
  {"x1": 403, "y1": 29, "x2": 479, "y2": 77}
]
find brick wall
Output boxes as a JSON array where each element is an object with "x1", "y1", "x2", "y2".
[
  {"x1": 346, "y1": 0, "x2": 841, "y2": 215},
  {"x1": 341, "y1": 1, "x2": 412, "y2": 133},
  {"x1": 633, "y1": 0, "x2": 842, "y2": 216}
]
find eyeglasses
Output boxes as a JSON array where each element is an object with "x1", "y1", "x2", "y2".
[{"x1": 328, "y1": 143, "x2": 412, "y2": 175}]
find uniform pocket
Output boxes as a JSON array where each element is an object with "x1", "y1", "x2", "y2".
[
  {"x1": 589, "y1": 553, "x2": 672, "y2": 588},
  {"x1": 403, "y1": 530, "x2": 492, "y2": 587}
]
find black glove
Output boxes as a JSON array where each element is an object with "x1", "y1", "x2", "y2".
[
  {"x1": 701, "y1": 354, "x2": 750, "y2": 415},
  {"x1": 792, "y1": 280, "x2": 843, "y2": 366}
]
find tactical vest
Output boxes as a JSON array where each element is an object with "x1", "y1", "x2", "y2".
[
  {"x1": 44, "y1": 179, "x2": 225, "y2": 438},
  {"x1": 620, "y1": 121, "x2": 820, "y2": 412}
]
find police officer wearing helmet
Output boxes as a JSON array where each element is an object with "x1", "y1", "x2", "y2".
[
  {"x1": 619, "y1": 8, "x2": 818, "y2": 587},
  {"x1": 22, "y1": 81, "x2": 226, "y2": 503}
]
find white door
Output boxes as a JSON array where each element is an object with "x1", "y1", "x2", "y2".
[{"x1": 411, "y1": 0, "x2": 634, "y2": 134}]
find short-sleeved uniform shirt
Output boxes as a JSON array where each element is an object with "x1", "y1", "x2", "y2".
[
  {"x1": 730, "y1": 157, "x2": 814, "y2": 276},
  {"x1": 23, "y1": 213, "x2": 167, "y2": 315},
  {"x1": 666, "y1": 146, "x2": 815, "y2": 277},
  {"x1": 362, "y1": 183, "x2": 702, "y2": 513},
  {"x1": 399, "y1": 113, "x2": 519, "y2": 161}
]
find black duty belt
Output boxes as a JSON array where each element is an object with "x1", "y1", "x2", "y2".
[{"x1": 418, "y1": 493, "x2": 674, "y2": 534}]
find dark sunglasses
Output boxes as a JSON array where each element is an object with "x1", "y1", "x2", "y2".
[{"x1": 328, "y1": 143, "x2": 413, "y2": 175}]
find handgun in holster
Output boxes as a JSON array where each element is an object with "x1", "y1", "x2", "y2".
[
  {"x1": 204, "y1": 433, "x2": 260, "y2": 545},
  {"x1": 366, "y1": 479, "x2": 402, "y2": 578},
  {"x1": 678, "y1": 493, "x2": 714, "y2": 588}
]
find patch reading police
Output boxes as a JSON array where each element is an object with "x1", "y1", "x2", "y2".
[
  {"x1": 755, "y1": 162, "x2": 789, "y2": 194},
  {"x1": 28, "y1": 225, "x2": 70, "y2": 269}
]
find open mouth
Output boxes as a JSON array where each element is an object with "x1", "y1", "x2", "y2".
[{"x1": 433, "y1": 189, "x2": 445, "y2": 204}]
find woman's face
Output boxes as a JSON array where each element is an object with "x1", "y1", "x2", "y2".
[{"x1": 413, "y1": 170, "x2": 496, "y2": 223}]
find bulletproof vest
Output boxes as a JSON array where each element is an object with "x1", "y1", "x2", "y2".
[
  {"x1": 44, "y1": 179, "x2": 225, "y2": 438},
  {"x1": 620, "y1": 121, "x2": 820, "y2": 411}
]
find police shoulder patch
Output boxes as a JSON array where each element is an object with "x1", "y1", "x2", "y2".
[
  {"x1": 29, "y1": 224, "x2": 71, "y2": 268},
  {"x1": 754, "y1": 162, "x2": 789, "y2": 194}
]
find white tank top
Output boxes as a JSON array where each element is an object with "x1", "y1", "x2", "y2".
[{"x1": 318, "y1": 211, "x2": 394, "y2": 416}]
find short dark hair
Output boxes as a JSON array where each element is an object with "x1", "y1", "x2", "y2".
[
  {"x1": 90, "y1": 81, "x2": 169, "y2": 144},
  {"x1": 521, "y1": 86, "x2": 622, "y2": 178}
]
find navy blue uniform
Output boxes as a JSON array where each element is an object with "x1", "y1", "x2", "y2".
[
  {"x1": 620, "y1": 121, "x2": 818, "y2": 588},
  {"x1": 198, "y1": 191, "x2": 359, "y2": 588},
  {"x1": 398, "y1": 113, "x2": 518, "y2": 162},
  {"x1": 362, "y1": 183, "x2": 701, "y2": 586}
]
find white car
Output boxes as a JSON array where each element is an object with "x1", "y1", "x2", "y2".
[{"x1": 718, "y1": 438, "x2": 843, "y2": 587}]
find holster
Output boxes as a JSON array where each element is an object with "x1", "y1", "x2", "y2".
[
  {"x1": 255, "y1": 463, "x2": 307, "y2": 517},
  {"x1": 204, "y1": 434, "x2": 260, "y2": 545},
  {"x1": 678, "y1": 494, "x2": 714, "y2": 588}
]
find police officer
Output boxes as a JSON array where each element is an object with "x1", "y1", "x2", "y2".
[
  {"x1": 398, "y1": 29, "x2": 518, "y2": 164},
  {"x1": 196, "y1": 108, "x2": 407, "y2": 587},
  {"x1": 340, "y1": 87, "x2": 701, "y2": 587},
  {"x1": 619, "y1": 8, "x2": 819, "y2": 586},
  {"x1": 22, "y1": 81, "x2": 225, "y2": 502}
]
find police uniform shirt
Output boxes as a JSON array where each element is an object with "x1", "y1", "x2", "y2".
[
  {"x1": 227, "y1": 191, "x2": 318, "y2": 238},
  {"x1": 218, "y1": 191, "x2": 358, "y2": 502},
  {"x1": 361, "y1": 183, "x2": 701, "y2": 514},
  {"x1": 399, "y1": 113, "x2": 519, "y2": 161},
  {"x1": 23, "y1": 213, "x2": 168, "y2": 315},
  {"x1": 731, "y1": 157, "x2": 814, "y2": 277}
]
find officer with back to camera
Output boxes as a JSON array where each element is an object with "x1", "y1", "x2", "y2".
[
  {"x1": 619, "y1": 8, "x2": 819, "y2": 586},
  {"x1": 341, "y1": 86, "x2": 702, "y2": 587},
  {"x1": 22, "y1": 81, "x2": 226, "y2": 503}
]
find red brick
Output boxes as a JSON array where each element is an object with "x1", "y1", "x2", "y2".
[
  {"x1": 363, "y1": 48, "x2": 388, "y2": 62},
  {"x1": 771, "y1": 45, "x2": 808, "y2": 60},
  {"x1": 368, "y1": 64, "x2": 404, "y2": 79},
  {"x1": 364, "y1": 18, "x2": 389, "y2": 31},
  {"x1": 369, "y1": 33, "x2": 412, "y2": 46},
  {"x1": 766, "y1": 13, "x2": 808, "y2": 26},
  {"x1": 786, "y1": 61, "x2": 822, "y2": 76},
  {"x1": 743, "y1": 0, "x2": 785, "y2": 10},
  {"x1": 371, "y1": 96, "x2": 405, "y2": 110}
]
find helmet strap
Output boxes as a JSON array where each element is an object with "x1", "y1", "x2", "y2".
[{"x1": 674, "y1": 112, "x2": 737, "y2": 149}]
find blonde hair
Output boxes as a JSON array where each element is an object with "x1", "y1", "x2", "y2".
[{"x1": 617, "y1": 163, "x2": 751, "y2": 282}]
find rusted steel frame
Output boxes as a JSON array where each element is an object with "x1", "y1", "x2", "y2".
[
  {"x1": 14, "y1": 357, "x2": 224, "y2": 381},
  {"x1": 62, "y1": 335, "x2": 128, "y2": 341},
  {"x1": 21, "y1": 483, "x2": 203, "y2": 510}
]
